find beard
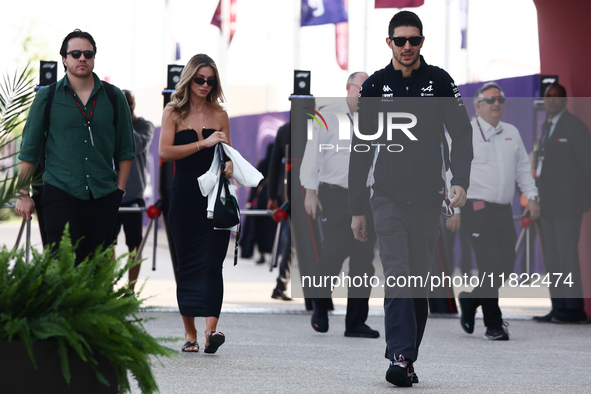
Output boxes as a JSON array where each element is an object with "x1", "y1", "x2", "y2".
[{"x1": 393, "y1": 50, "x2": 420, "y2": 68}]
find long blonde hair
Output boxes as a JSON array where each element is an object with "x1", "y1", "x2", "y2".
[{"x1": 169, "y1": 54, "x2": 225, "y2": 123}]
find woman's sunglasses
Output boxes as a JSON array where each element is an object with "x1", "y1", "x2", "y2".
[
  {"x1": 193, "y1": 77, "x2": 217, "y2": 87},
  {"x1": 389, "y1": 36, "x2": 423, "y2": 47},
  {"x1": 67, "y1": 50, "x2": 95, "y2": 59}
]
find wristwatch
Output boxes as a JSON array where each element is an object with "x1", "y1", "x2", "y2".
[{"x1": 530, "y1": 195, "x2": 540, "y2": 203}]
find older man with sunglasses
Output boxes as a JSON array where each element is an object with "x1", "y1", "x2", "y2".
[
  {"x1": 16, "y1": 29, "x2": 135, "y2": 265},
  {"x1": 451, "y1": 82, "x2": 539, "y2": 341}
]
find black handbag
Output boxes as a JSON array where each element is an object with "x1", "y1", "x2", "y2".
[{"x1": 212, "y1": 144, "x2": 240, "y2": 229}]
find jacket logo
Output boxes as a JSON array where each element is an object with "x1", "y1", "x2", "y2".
[{"x1": 383, "y1": 85, "x2": 392, "y2": 92}]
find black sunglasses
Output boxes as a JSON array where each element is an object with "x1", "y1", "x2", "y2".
[
  {"x1": 480, "y1": 96, "x2": 505, "y2": 105},
  {"x1": 193, "y1": 77, "x2": 217, "y2": 87},
  {"x1": 389, "y1": 36, "x2": 423, "y2": 47},
  {"x1": 67, "y1": 50, "x2": 95, "y2": 59},
  {"x1": 441, "y1": 198, "x2": 455, "y2": 219}
]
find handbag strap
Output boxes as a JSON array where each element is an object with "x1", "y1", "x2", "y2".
[{"x1": 216, "y1": 144, "x2": 242, "y2": 265}]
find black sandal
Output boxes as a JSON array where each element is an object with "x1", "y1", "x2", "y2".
[
  {"x1": 181, "y1": 341, "x2": 199, "y2": 352},
  {"x1": 204, "y1": 331, "x2": 225, "y2": 354}
]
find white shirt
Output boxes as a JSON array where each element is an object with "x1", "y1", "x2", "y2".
[
  {"x1": 300, "y1": 99, "x2": 353, "y2": 190},
  {"x1": 547, "y1": 107, "x2": 566, "y2": 138},
  {"x1": 465, "y1": 116, "x2": 538, "y2": 204}
]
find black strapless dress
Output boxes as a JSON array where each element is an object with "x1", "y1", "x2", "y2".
[{"x1": 168, "y1": 129, "x2": 230, "y2": 318}]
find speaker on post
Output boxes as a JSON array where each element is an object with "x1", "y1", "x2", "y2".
[
  {"x1": 167, "y1": 65, "x2": 184, "y2": 90},
  {"x1": 38, "y1": 61, "x2": 57, "y2": 89},
  {"x1": 540, "y1": 75, "x2": 558, "y2": 97},
  {"x1": 293, "y1": 70, "x2": 311, "y2": 96}
]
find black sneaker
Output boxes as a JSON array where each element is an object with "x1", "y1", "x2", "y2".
[
  {"x1": 386, "y1": 356, "x2": 413, "y2": 387},
  {"x1": 310, "y1": 300, "x2": 329, "y2": 333},
  {"x1": 344, "y1": 324, "x2": 379, "y2": 338},
  {"x1": 409, "y1": 362, "x2": 419, "y2": 384},
  {"x1": 484, "y1": 322, "x2": 509, "y2": 340},
  {"x1": 458, "y1": 291, "x2": 477, "y2": 334}
]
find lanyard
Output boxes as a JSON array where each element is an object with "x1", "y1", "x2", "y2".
[
  {"x1": 476, "y1": 118, "x2": 503, "y2": 142},
  {"x1": 67, "y1": 87, "x2": 97, "y2": 146}
]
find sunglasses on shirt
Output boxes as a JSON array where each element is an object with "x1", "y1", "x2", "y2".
[
  {"x1": 389, "y1": 36, "x2": 424, "y2": 47},
  {"x1": 441, "y1": 198, "x2": 455, "y2": 219},
  {"x1": 479, "y1": 96, "x2": 506, "y2": 105},
  {"x1": 193, "y1": 77, "x2": 217, "y2": 87},
  {"x1": 67, "y1": 50, "x2": 95, "y2": 59}
]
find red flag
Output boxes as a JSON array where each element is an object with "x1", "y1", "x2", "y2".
[
  {"x1": 211, "y1": 0, "x2": 237, "y2": 43},
  {"x1": 335, "y1": 22, "x2": 348, "y2": 70},
  {"x1": 375, "y1": 0, "x2": 424, "y2": 8}
]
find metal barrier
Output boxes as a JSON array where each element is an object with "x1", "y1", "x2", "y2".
[{"x1": 3, "y1": 202, "x2": 284, "y2": 271}]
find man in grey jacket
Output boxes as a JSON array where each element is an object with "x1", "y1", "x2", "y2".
[{"x1": 112, "y1": 89, "x2": 154, "y2": 292}]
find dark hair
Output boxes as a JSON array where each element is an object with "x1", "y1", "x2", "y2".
[
  {"x1": 59, "y1": 29, "x2": 97, "y2": 72},
  {"x1": 388, "y1": 11, "x2": 423, "y2": 37},
  {"x1": 544, "y1": 83, "x2": 567, "y2": 97}
]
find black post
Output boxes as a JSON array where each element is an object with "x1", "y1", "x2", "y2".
[{"x1": 159, "y1": 64, "x2": 184, "y2": 283}]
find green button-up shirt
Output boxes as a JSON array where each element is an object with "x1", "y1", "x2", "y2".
[{"x1": 19, "y1": 73, "x2": 135, "y2": 200}]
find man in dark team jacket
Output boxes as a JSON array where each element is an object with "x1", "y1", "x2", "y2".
[{"x1": 348, "y1": 11, "x2": 473, "y2": 387}]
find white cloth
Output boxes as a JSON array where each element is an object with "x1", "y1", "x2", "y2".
[
  {"x1": 464, "y1": 116, "x2": 538, "y2": 204},
  {"x1": 198, "y1": 143, "x2": 263, "y2": 231},
  {"x1": 300, "y1": 100, "x2": 352, "y2": 190}
]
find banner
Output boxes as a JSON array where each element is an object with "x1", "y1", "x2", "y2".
[
  {"x1": 375, "y1": 0, "x2": 424, "y2": 8},
  {"x1": 301, "y1": 0, "x2": 348, "y2": 27},
  {"x1": 211, "y1": 0, "x2": 237, "y2": 43},
  {"x1": 335, "y1": 22, "x2": 348, "y2": 70}
]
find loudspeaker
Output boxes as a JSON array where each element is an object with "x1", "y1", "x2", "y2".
[
  {"x1": 293, "y1": 70, "x2": 311, "y2": 96},
  {"x1": 167, "y1": 65, "x2": 184, "y2": 90},
  {"x1": 39, "y1": 61, "x2": 58, "y2": 87},
  {"x1": 540, "y1": 75, "x2": 558, "y2": 97}
]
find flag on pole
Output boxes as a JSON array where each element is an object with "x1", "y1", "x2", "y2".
[
  {"x1": 301, "y1": 0, "x2": 348, "y2": 27},
  {"x1": 211, "y1": 0, "x2": 237, "y2": 43},
  {"x1": 459, "y1": 0, "x2": 468, "y2": 49},
  {"x1": 375, "y1": 0, "x2": 424, "y2": 8},
  {"x1": 335, "y1": 22, "x2": 348, "y2": 70}
]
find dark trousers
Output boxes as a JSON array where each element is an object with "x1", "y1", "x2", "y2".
[
  {"x1": 274, "y1": 221, "x2": 292, "y2": 292},
  {"x1": 313, "y1": 183, "x2": 376, "y2": 329},
  {"x1": 42, "y1": 184, "x2": 122, "y2": 266},
  {"x1": 371, "y1": 196, "x2": 440, "y2": 362},
  {"x1": 540, "y1": 214, "x2": 587, "y2": 321},
  {"x1": 461, "y1": 200, "x2": 516, "y2": 327}
]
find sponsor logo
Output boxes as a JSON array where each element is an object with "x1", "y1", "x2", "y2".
[
  {"x1": 296, "y1": 72, "x2": 310, "y2": 78},
  {"x1": 169, "y1": 67, "x2": 183, "y2": 72},
  {"x1": 383, "y1": 85, "x2": 392, "y2": 92}
]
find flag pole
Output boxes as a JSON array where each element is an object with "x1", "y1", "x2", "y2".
[{"x1": 294, "y1": 0, "x2": 301, "y2": 70}]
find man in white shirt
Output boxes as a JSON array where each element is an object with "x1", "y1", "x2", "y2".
[
  {"x1": 448, "y1": 82, "x2": 540, "y2": 340},
  {"x1": 300, "y1": 72, "x2": 379, "y2": 339}
]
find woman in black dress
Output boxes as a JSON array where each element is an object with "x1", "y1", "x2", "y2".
[{"x1": 159, "y1": 54, "x2": 231, "y2": 353}]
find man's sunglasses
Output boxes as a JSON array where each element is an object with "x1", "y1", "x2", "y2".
[
  {"x1": 193, "y1": 77, "x2": 217, "y2": 87},
  {"x1": 479, "y1": 96, "x2": 505, "y2": 105},
  {"x1": 389, "y1": 36, "x2": 423, "y2": 47},
  {"x1": 67, "y1": 50, "x2": 95, "y2": 59},
  {"x1": 441, "y1": 198, "x2": 455, "y2": 219}
]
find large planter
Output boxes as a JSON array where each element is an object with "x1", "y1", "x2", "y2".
[{"x1": 0, "y1": 341, "x2": 118, "y2": 394}]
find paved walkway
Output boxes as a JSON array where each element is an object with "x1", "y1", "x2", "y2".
[{"x1": 3, "y1": 220, "x2": 590, "y2": 393}]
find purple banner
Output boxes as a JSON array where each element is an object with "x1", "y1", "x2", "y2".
[{"x1": 301, "y1": 0, "x2": 348, "y2": 27}]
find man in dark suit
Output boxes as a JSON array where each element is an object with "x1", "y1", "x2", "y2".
[{"x1": 533, "y1": 83, "x2": 591, "y2": 324}]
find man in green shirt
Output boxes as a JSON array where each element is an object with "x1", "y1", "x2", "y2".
[{"x1": 15, "y1": 29, "x2": 135, "y2": 265}]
